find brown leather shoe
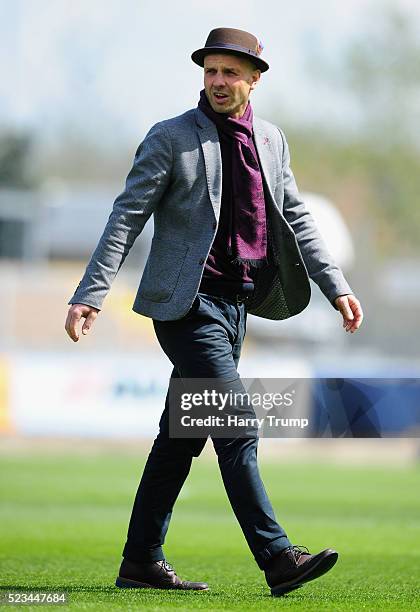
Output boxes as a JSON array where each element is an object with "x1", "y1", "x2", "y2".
[
  {"x1": 115, "y1": 558, "x2": 209, "y2": 591},
  {"x1": 265, "y1": 545, "x2": 338, "y2": 596}
]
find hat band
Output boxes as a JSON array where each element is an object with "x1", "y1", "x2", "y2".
[{"x1": 203, "y1": 41, "x2": 261, "y2": 59}]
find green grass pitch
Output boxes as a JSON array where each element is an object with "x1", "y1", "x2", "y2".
[{"x1": 0, "y1": 447, "x2": 419, "y2": 610}]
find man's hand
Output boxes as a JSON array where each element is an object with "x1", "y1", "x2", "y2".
[
  {"x1": 65, "y1": 304, "x2": 100, "y2": 342},
  {"x1": 334, "y1": 294, "x2": 363, "y2": 333}
]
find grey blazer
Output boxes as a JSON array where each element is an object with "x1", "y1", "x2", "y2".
[{"x1": 68, "y1": 107, "x2": 352, "y2": 320}]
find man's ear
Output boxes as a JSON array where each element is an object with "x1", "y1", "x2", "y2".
[{"x1": 249, "y1": 70, "x2": 261, "y2": 91}]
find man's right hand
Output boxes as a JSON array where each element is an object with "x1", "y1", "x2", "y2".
[{"x1": 65, "y1": 304, "x2": 100, "y2": 342}]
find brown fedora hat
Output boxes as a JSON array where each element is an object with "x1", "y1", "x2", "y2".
[{"x1": 191, "y1": 27, "x2": 269, "y2": 72}]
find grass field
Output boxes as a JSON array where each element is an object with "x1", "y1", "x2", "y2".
[{"x1": 0, "y1": 446, "x2": 419, "y2": 611}]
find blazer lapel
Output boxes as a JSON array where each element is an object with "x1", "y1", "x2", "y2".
[
  {"x1": 253, "y1": 118, "x2": 277, "y2": 202},
  {"x1": 195, "y1": 108, "x2": 222, "y2": 221}
]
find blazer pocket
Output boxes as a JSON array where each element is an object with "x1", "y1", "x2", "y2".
[{"x1": 140, "y1": 236, "x2": 189, "y2": 303}]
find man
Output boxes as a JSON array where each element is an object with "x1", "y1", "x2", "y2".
[{"x1": 65, "y1": 28, "x2": 363, "y2": 596}]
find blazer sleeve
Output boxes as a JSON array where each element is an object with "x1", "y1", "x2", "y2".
[
  {"x1": 67, "y1": 122, "x2": 173, "y2": 310},
  {"x1": 278, "y1": 128, "x2": 353, "y2": 308}
]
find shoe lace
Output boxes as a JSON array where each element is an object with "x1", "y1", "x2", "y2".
[
  {"x1": 161, "y1": 560, "x2": 175, "y2": 573},
  {"x1": 290, "y1": 545, "x2": 310, "y2": 562}
]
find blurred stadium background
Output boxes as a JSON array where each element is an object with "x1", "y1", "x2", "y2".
[{"x1": 0, "y1": 1, "x2": 419, "y2": 608}]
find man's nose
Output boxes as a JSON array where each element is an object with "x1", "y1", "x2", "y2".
[{"x1": 213, "y1": 71, "x2": 226, "y2": 87}]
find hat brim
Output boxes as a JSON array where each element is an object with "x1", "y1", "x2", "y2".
[{"x1": 191, "y1": 46, "x2": 269, "y2": 73}]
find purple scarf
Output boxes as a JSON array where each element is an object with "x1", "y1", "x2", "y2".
[{"x1": 198, "y1": 89, "x2": 267, "y2": 267}]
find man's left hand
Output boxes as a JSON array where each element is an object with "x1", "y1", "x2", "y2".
[{"x1": 334, "y1": 294, "x2": 363, "y2": 333}]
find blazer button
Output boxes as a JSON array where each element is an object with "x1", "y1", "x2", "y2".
[
  {"x1": 212, "y1": 222, "x2": 217, "y2": 230},
  {"x1": 199, "y1": 257, "x2": 205, "y2": 265}
]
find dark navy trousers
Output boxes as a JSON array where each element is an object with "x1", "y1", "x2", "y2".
[{"x1": 122, "y1": 292, "x2": 292, "y2": 569}]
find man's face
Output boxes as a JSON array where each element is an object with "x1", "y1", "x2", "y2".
[{"x1": 203, "y1": 53, "x2": 261, "y2": 118}]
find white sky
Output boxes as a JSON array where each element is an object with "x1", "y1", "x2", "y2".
[{"x1": 1, "y1": 0, "x2": 420, "y2": 150}]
